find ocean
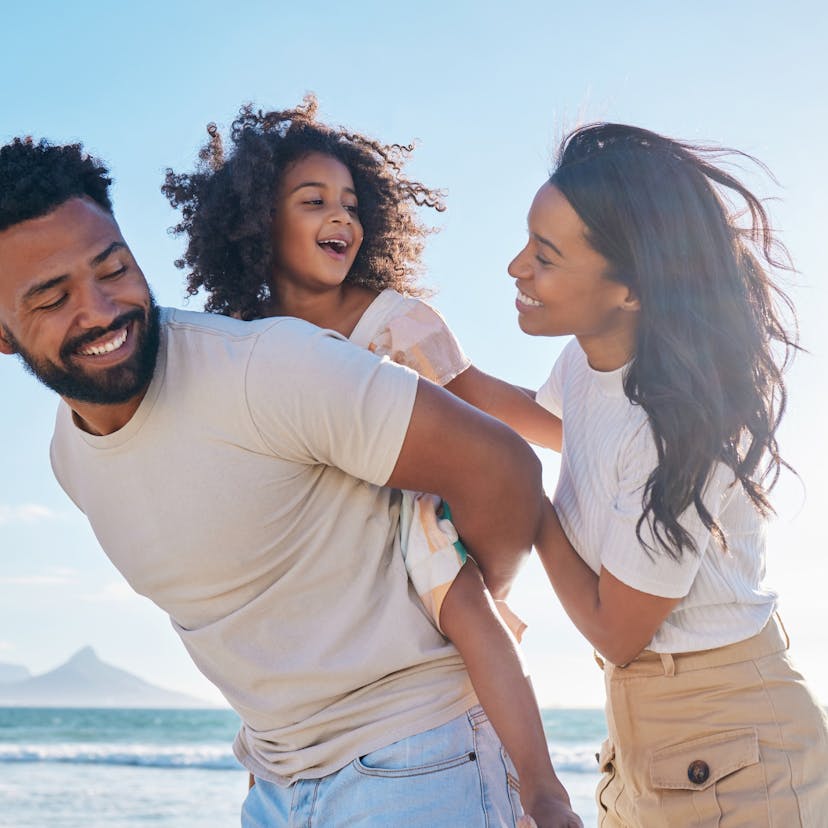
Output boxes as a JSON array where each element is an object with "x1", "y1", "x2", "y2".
[{"x1": 0, "y1": 707, "x2": 605, "y2": 826}]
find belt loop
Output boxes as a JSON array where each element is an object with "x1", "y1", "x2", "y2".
[
  {"x1": 774, "y1": 611, "x2": 791, "y2": 650},
  {"x1": 660, "y1": 652, "x2": 676, "y2": 677}
]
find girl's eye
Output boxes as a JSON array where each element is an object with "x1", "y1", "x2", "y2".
[
  {"x1": 304, "y1": 199, "x2": 323, "y2": 206},
  {"x1": 345, "y1": 204, "x2": 359, "y2": 214}
]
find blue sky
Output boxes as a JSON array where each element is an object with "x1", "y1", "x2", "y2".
[{"x1": 1, "y1": 1, "x2": 826, "y2": 707}]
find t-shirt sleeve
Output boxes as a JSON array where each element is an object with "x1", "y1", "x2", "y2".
[
  {"x1": 244, "y1": 318, "x2": 419, "y2": 486},
  {"x1": 536, "y1": 342, "x2": 571, "y2": 417},
  {"x1": 598, "y1": 422, "x2": 736, "y2": 598},
  {"x1": 367, "y1": 298, "x2": 471, "y2": 387}
]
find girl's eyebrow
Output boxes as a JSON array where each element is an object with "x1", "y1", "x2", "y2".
[{"x1": 289, "y1": 181, "x2": 357, "y2": 197}]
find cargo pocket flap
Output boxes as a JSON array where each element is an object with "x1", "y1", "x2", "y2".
[
  {"x1": 650, "y1": 728, "x2": 759, "y2": 791},
  {"x1": 597, "y1": 738, "x2": 615, "y2": 773}
]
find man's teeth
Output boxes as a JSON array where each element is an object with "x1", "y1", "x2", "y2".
[
  {"x1": 518, "y1": 290, "x2": 543, "y2": 308},
  {"x1": 80, "y1": 327, "x2": 128, "y2": 356}
]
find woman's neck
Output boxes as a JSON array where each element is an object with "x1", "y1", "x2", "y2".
[
  {"x1": 577, "y1": 324, "x2": 637, "y2": 372},
  {"x1": 267, "y1": 283, "x2": 378, "y2": 338}
]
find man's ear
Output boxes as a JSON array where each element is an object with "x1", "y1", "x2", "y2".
[{"x1": 0, "y1": 325, "x2": 17, "y2": 355}]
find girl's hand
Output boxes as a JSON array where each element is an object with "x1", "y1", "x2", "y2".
[{"x1": 519, "y1": 791, "x2": 584, "y2": 828}]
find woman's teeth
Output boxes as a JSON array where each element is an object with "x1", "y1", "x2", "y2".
[
  {"x1": 80, "y1": 327, "x2": 128, "y2": 356},
  {"x1": 518, "y1": 289, "x2": 543, "y2": 307}
]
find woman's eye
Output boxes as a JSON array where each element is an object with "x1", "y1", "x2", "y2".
[
  {"x1": 536, "y1": 255, "x2": 554, "y2": 266},
  {"x1": 303, "y1": 199, "x2": 323, "y2": 206}
]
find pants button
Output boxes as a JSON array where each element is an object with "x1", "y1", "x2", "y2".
[{"x1": 687, "y1": 759, "x2": 710, "y2": 784}]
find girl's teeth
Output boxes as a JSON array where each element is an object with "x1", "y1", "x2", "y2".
[{"x1": 80, "y1": 327, "x2": 128, "y2": 356}]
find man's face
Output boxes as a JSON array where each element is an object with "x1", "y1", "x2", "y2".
[{"x1": 0, "y1": 197, "x2": 159, "y2": 406}]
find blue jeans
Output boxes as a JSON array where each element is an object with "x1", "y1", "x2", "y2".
[{"x1": 241, "y1": 706, "x2": 523, "y2": 826}]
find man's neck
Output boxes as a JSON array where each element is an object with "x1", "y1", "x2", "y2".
[{"x1": 66, "y1": 392, "x2": 147, "y2": 436}]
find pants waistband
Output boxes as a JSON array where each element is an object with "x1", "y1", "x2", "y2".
[{"x1": 596, "y1": 613, "x2": 789, "y2": 678}]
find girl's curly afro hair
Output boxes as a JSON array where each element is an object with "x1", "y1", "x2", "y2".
[{"x1": 163, "y1": 95, "x2": 445, "y2": 320}]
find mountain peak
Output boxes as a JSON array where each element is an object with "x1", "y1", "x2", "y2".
[{"x1": 67, "y1": 646, "x2": 99, "y2": 665}]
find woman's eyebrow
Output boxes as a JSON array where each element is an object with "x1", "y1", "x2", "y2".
[{"x1": 533, "y1": 232, "x2": 565, "y2": 259}]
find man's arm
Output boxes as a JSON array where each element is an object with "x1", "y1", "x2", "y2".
[{"x1": 386, "y1": 378, "x2": 544, "y2": 598}]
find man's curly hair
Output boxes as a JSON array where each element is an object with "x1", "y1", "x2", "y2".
[
  {"x1": 163, "y1": 95, "x2": 445, "y2": 320},
  {"x1": 0, "y1": 137, "x2": 112, "y2": 232}
]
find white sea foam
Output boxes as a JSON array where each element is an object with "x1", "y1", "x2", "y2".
[
  {"x1": 547, "y1": 742, "x2": 602, "y2": 774},
  {"x1": 0, "y1": 743, "x2": 242, "y2": 770},
  {"x1": 0, "y1": 740, "x2": 601, "y2": 774}
]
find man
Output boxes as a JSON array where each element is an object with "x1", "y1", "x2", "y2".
[{"x1": 0, "y1": 137, "x2": 543, "y2": 825}]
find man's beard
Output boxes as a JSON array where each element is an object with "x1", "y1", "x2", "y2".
[{"x1": 6, "y1": 296, "x2": 161, "y2": 405}]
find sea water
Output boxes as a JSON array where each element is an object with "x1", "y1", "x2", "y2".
[{"x1": 0, "y1": 707, "x2": 604, "y2": 826}]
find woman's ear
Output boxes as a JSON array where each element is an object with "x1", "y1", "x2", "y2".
[{"x1": 621, "y1": 287, "x2": 640, "y2": 312}]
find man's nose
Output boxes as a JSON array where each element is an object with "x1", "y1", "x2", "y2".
[{"x1": 75, "y1": 281, "x2": 120, "y2": 329}]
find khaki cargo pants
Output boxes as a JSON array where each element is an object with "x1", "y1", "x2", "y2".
[{"x1": 595, "y1": 616, "x2": 828, "y2": 826}]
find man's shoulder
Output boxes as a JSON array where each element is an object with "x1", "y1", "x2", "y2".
[{"x1": 162, "y1": 307, "x2": 313, "y2": 339}]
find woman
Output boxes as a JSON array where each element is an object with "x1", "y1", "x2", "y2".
[{"x1": 511, "y1": 123, "x2": 828, "y2": 826}]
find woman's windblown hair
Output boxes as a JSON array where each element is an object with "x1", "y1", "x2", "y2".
[
  {"x1": 551, "y1": 124, "x2": 799, "y2": 559},
  {"x1": 163, "y1": 94, "x2": 444, "y2": 320}
]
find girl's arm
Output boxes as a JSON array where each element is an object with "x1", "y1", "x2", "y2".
[
  {"x1": 536, "y1": 498, "x2": 680, "y2": 666},
  {"x1": 446, "y1": 365, "x2": 562, "y2": 451},
  {"x1": 440, "y1": 561, "x2": 583, "y2": 828}
]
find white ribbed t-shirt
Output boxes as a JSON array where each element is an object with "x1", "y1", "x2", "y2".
[{"x1": 537, "y1": 339, "x2": 776, "y2": 654}]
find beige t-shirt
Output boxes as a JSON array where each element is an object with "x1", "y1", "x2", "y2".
[{"x1": 50, "y1": 308, "x2": 475, "y2": 784}]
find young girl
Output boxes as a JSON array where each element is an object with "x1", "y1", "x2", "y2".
[
  {"x1": 513, "y1": 123, "x2": 828, "y2": 826},
  {"x1": 164, "y1": 96, "x2": 576, "y2": 828}
]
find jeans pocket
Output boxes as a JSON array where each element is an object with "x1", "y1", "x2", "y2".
[
  {"x1": 353, "y1": 738, "x2": 478, "y2": 779},
  {"x1": 648, "y1": 727, "x2": 765, "y2": 827}
]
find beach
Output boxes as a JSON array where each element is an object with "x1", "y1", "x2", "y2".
[{"x1": 0, "y1": 707, "x2": 603, "y2": 826}]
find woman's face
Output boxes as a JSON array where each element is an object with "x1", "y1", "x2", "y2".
[{"x1": 508, "y1": 182, "x2": 639, "y2": 367}]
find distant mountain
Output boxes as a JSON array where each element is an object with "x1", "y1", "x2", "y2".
[
  {"x1": 0, "y1": 647, "x2": 214, "y2": 708},
  {"x1": 0, "y1": 662, "x2": 31, "y2": 684}
]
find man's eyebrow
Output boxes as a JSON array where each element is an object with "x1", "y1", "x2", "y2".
[
  {"x1": 89, "y1": 241, "x2": 126, "y2": 267},
  {"x1": 289, "y1": 181, "x2": 357, "y2": 197},
  {"x1": 533, "y1": 232, "x2": 565, "y2": 259}
]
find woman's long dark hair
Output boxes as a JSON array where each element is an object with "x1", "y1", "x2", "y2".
[{"x1": 551, "y1": 124, "x2": 798, "y2": 559}]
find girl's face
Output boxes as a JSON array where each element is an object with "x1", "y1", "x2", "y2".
[
  {"x1": 269, "y1": 152, "x2": 364, "y2": 296},
  {"x1": 508, "y1": 182, "x2": 639, "y2": 367}
]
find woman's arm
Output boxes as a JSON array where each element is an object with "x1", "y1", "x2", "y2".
[
  {"x1": 446, "y1": 365, "x2": 562, "y2": 451},
  {"x1": 536, "y1": 498, "x2": 680, "y2": 665}
]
